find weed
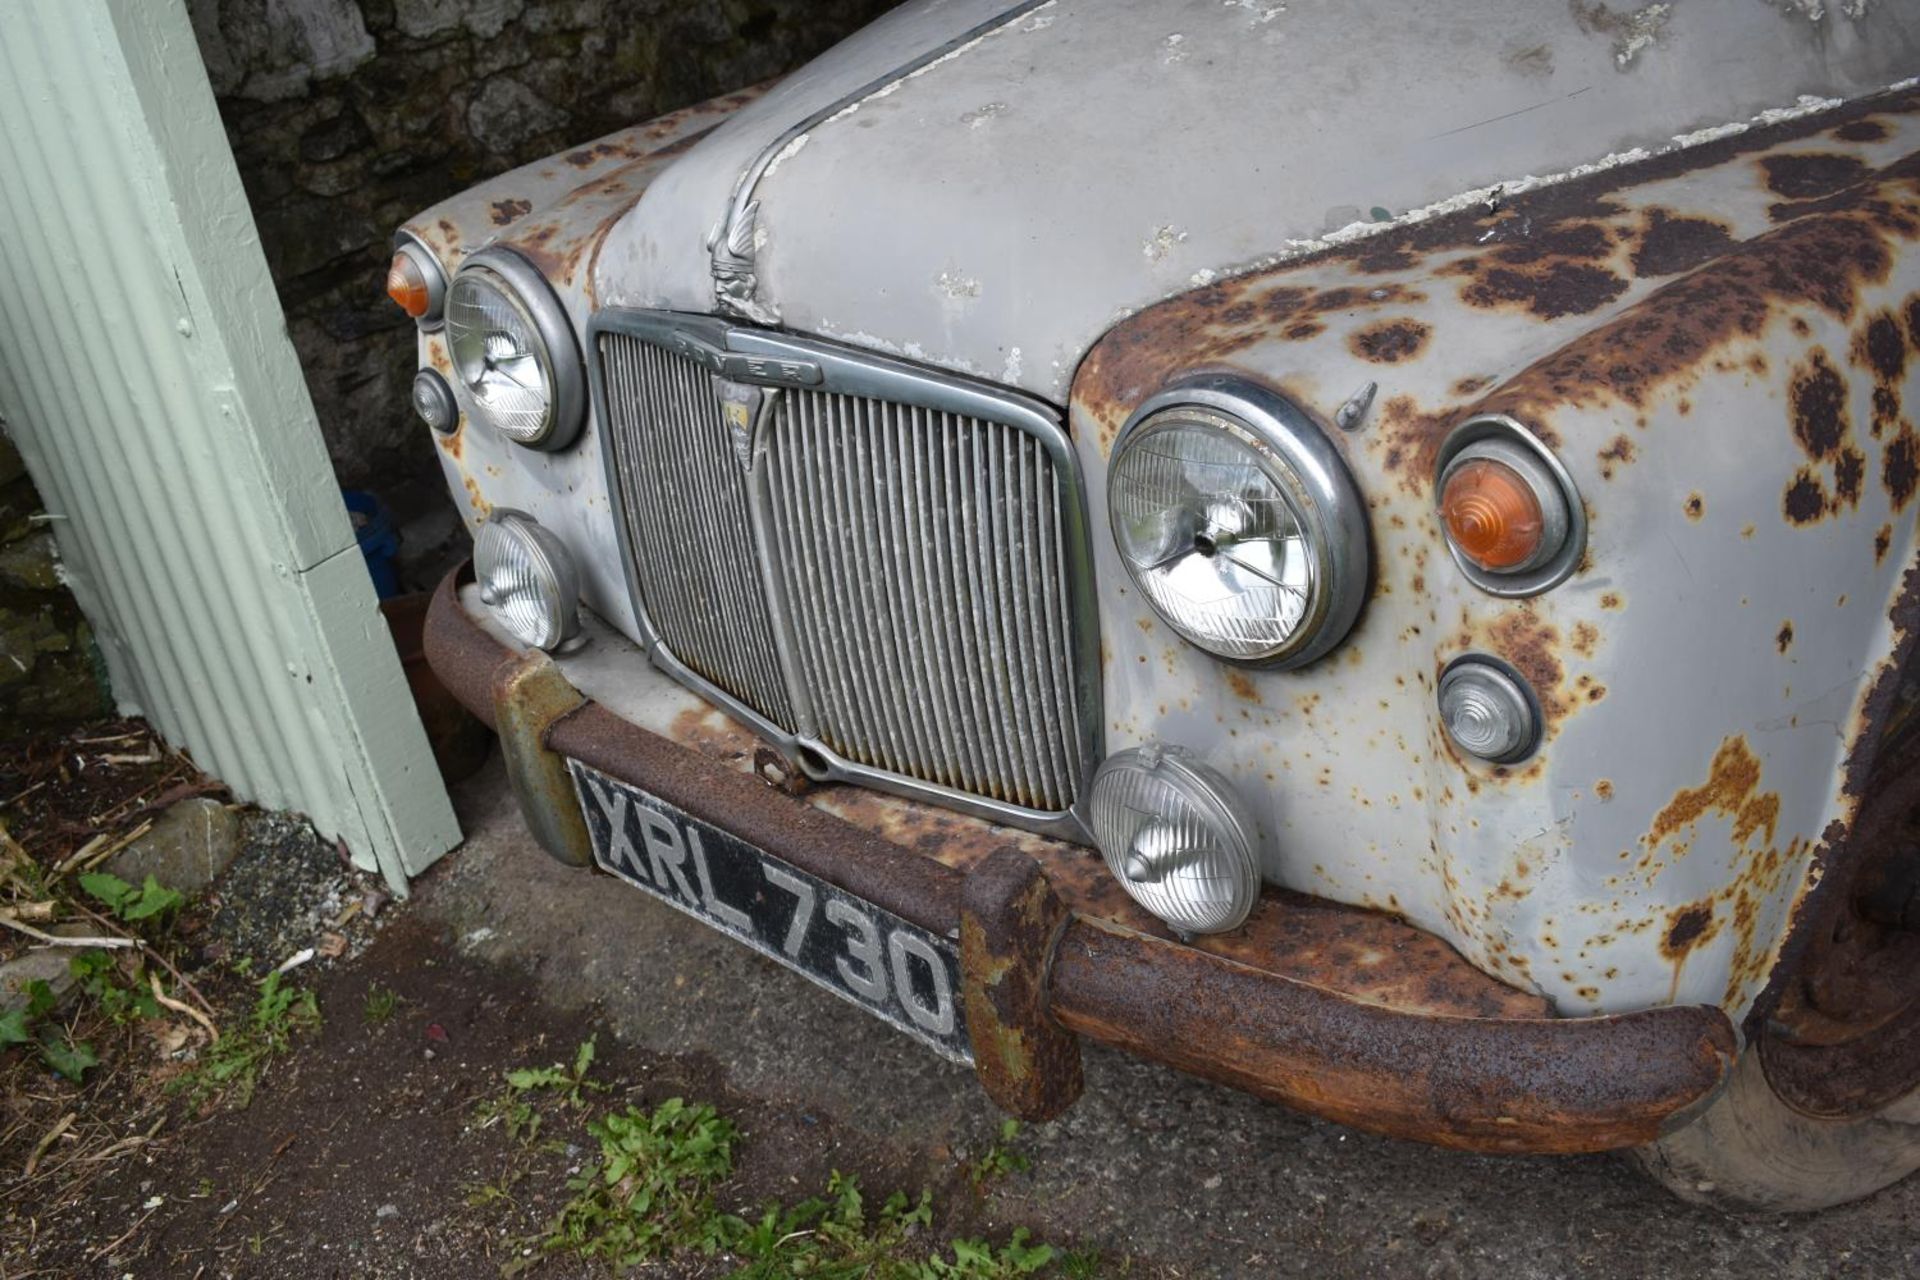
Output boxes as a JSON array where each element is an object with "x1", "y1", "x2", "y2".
[
  {"x1": 362, "y1": 983, "x2": 400, "y2": 1025},
  {"x1": 176, "y1": 970, "x2": 319, "y2": 1109},
  {"x1": 506, "y1": 1036, "x2": 607, "y2": 1108},
  {"x1": 1059, "y1": 1249, "x2": 1115, "y2": 1278},
  {"x1": 729, "y1": 1172, "x2": 923, "y2": 1278},
  {"x1": 1, "y1": 978, "x2": 99, "y2": 1081},
  {"x1": 77, "y1": 871, "x2": 184, "y2": 929},
  {"x1": 474, "y1": 1037, "x2": 608, "y2": 1145},
  {"x1": 970, "y1": 1118, "x2": 1031, "y2": 1190},
  {"x1": 69, "y1": 949, "x2": 161, "y2": 1024},
  {"x1": 532, "y1": 1097, "x2": 739, "y2": 1269},
  {"x1": 911, "y1": 1229, "x2": 1054, "y2": 1277}
]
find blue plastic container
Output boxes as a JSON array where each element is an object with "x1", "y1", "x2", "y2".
[{"x1": 342, "y1": 488, "x2": 401, "y2": 599}]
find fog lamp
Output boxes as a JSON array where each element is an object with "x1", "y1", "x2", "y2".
[
  {"x1": 1438, "y1": 657, "x2": 1540, "y2": 764},
  {"x1": 1086, "y1": 744, "x2": 1261, "y2": 936},
  {"x1": 474, "y1": 510, "x2": 582, "y2": 652}
]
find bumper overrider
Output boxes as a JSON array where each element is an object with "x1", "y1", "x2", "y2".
[{"x1": 425, "y1": 564, "x2": 1736, "y2": 1154}]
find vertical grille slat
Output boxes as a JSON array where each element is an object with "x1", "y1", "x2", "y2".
[{"x1": 598, "y1": 324, "x2": 1085, "y2": 814}]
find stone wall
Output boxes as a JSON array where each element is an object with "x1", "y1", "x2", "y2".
[
  {"x1": 189, "y1": 0, "x2": 900, "y2": 491},
  {"x1": 0, "y1": 430, "x2": 111, "y2": 740}
]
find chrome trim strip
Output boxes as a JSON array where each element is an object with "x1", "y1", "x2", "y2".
[
  {"x1": 705, "y1": 0, "x2": 1057, "y2": 322},
  {"x1": 586, "y1": 307, "x2": 1101, "y2": 842}
]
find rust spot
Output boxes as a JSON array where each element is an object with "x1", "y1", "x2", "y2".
[
  {"x1": 1479, "y1": 186, "x2": 1907, "y2": 422},
  {"x1": 1452, "y1": 376, "x2": 1492, "y2": 397},
  {"x1": 1631, "y1": 209, "x2": 1735, "y2": 279},
  {"x1": 1571, "y1": 622, "x2": 1599, "y2": 658},
  {"x1": 1649, "y1": 736, "x2": 1780, "y2": 853},
  {"x1": 1785, "y1": 470, "x2": 1829, "y2": 525},
  {"x1": 489, "y1": 197, "x2": 532, "y2": 226},
  {"x1": 1856, "y1": 310, "x2": 1909, "y2": 385},
  {"x1": 1453, "y1": 259, "x2": 1628, "y2": 321},
  {"x1": 1373, "y1": 395, "x2": 1458, "y2": 495},
  {"x1": 1782, "y1": 348, "x2": 1867, "y2": 523},
  {"x1": 462, "y1": 473, "x2": 490, "y2": 518},
  {"x1": 1225, "y1": 669, "x2": 1261, "y2": 704},
  {"x1": 1761, "y1": 152, "x2": 1872, "y2": 201},
  {"x1": 1595, "y1": 779, "x2": 1615, "y2": 800},
  {"x1": 1597, "y1": 434, "x2": 1636, "y2": 479},
  {"x1": 1876, "y1": 523, "x2": 1894, "y2": 564},
  {"x1": 1791, "y1": 349, "x2": 1849, "y2": 459},
  {"x1": 1349, "y1": 319, "x2": 1431, "y2": 364},
  {"x1": 1661, "y1": 902, "x2": 1718, "y2": 961},
  {"x1": 1884, "y1": 426, "x2": 1920, "y2": 513},
  {"x1": 1684, "y1": 492, "x2": 1704, "y2": 521},
  {"x1": 1834, "y1": 119, "x2": 1889, "y2": 144},
  {"x1": 1599, "y1": 592, "x2": 1623, "y2": 610},
  {"x1": 1777, "y1": 621, "x2": 1794, "y2": 653}
]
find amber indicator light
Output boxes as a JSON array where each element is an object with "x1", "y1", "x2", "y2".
[
  {"x1": 1441, "y1": 458, "x2": 1544, "y2": 571},
  {"x1": 386, "y1": 252, "x2": 431, "y2": 319}
]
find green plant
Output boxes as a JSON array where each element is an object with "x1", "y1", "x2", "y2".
[
  {"x1": 506, "y1": 1037, "x2": 607, "y2": 1108},
  {"x1": 475, "y1": 1038, "x2": 608, "y2": 1145},
  {"x1": 970, "y1": 1119, "x2": 1031, "y2": 1189},
  {"x1": 362, "y1": 983, "x2": 400, "y2": 1025},
  {"x1": 176, "y1": 970, "x2": 319, "y2": 1108},
  {"x1": 69, "y1": 949, "x2": 160, "y2": 1023},
  {"x1": 536, "y1": 1098, "x2": 740, "y2": 1268},
  {"x1": 78, "y1": 871, "x2": 184, "y2": 927},
  {"x1": 729, "y1": 1172, "x2": 934, "y2": 1279},
  {"x1": 909, "y1": 1230, "x2": 1055, "y2": 1279},
  {"x1": 1, "y1": 978, "x2": 99, "y2": 1081},
  {"x1": 1058, "y1": 1249, "x2": 1112, "y2": 1279}
]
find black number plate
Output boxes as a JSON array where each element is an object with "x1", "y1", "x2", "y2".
[{"x1": 569, "y1": 762, "x2": 971, "y2": 1063}]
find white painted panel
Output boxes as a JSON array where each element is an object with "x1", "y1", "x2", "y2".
[{"x1": 0, "y1": 0, "x2": 460, "y2": 888}]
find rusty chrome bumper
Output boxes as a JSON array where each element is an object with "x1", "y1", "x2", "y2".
[{"x1": 424, "y1": 564, "x2": 1736, "y2": 1154}]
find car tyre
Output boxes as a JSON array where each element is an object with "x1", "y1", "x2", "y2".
[{"x1": 1628, "y1": 1047, "x2": 1920, "y2": 1212}]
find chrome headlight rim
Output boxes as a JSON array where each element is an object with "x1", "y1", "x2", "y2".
[
  {"x1": 1434, "y1": 413, "x2": 1586, "y2": 598},
  {"x1": 446, "y1": 246, "x2": 586, "y2": 452},
  {"x1": 1109, "y1": 375, "x2": 1369, "y2": 670}
]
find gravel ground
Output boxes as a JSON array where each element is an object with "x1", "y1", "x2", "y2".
[{"x1": 422, "y1": 755, "x2": 1920, "y2": 1280}]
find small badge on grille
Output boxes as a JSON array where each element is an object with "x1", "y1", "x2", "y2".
[{"x1": 714, "y1": 377, "x2": 764, "y2": 470}]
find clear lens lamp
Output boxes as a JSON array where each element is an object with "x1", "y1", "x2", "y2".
[
  {"x1": 443, "y1": 248, "x2": 584, "y2": 451},
  {"x1": 1086, "y1": 744, "x2": 1262, "y2": 936},
  {"x1": 1108, "y1": 378, "x2": 1368, "y2": 669},
  {"x1": 1437, "y1": 658, "x2": 1540, "y2": 764},
  {"x1": 474, "y1": 510, "x2": 582, "y2": 652},
  {"x1": 411, "y1": 369, "x2": 457, "y2": 434}
]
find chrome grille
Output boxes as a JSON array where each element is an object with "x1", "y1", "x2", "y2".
[
  {"x1": 598, "y1": 332, "x2": 794, "y2": 728},
  {"x1": 766, "y1": 391, "x2": 1082, "y2": 811},
  {"x1": 593, "y1": 314, "x2": 1095, "y2": 823}
]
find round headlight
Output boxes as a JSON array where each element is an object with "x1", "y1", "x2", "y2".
[
  {"x1": 445, "y1": 248, "x2": 584, "y2": 450},
  {"x1": 1109, "y1": 377, "x2": 1368, "y2": 667},
  {"x1": 474, "y1": 510, "x2": 582, "y2": 652},
  {"x1": 1086, "y1": 744, "x2": 1261, "y2": 936}
]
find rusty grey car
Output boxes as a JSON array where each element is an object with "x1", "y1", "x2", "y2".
[{"x1": 390, "y1": 0, "x2": 1920, "y2": 1211}]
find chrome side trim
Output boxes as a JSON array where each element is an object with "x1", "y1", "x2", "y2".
[
  {"x1": 705, "y1": 0, "x2": 1057, "y2": 323},
  {"x1": 586, "y1": 308, "x2": 1102, "y2": 842}
]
